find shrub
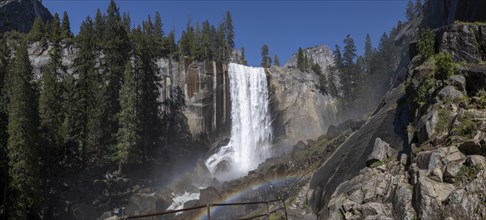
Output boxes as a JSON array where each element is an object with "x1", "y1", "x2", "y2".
[
  {"x1": 456, "y1": 164, "x2": 482, "y2": 184},
  {"x1": 434, "y1": 52, "x2": 455, "y2": 81},
  {"x1": 453, "y1": 112, "x2": 478, "y2": 138},
  {"x1": 418, "y1": 28, "x2": 435, "y2": 60}
]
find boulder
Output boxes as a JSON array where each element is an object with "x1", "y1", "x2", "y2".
[
  {"x1": 438, "y1": 86, "x2": 464, "y2": 101},
  {"x1": 367, "y1": 138, "x2": 394, "y2": 166},
  {"x1": 415, "y1": 175, "x2": 455, "y2": 220},
  {"x1": 459, "y1": 140, "x2": 485, "y2": 156},
  {"x1": 293, "y1": 140, "x2": 307, "y2": 151},
  {"x1": 418, "y1": 110, "x2": 438, "y2": 144},
  {"x1": 459, "y1": 64, "x2": 486, "y2": 95},
  {"x1": 443, "y1": 160, "x2": 465, "y2": 183},
  {"x1": 199, "y1": 186, "x2": 221, "y2": 205},
  {"x1": 465, "y1": 155, "x2": 486, "y2": 168},
  {"x1": 450, "y1": 75, "x2": 466, "y2": 91}
]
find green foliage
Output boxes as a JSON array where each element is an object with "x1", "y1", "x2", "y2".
[
  {"x1": 370, "y1": 160, "x2": 384, "y2": 168},
  {"x1": 415, "y1": 77, "x2": 435, "y2": 108},
  {"x1": 240, "y1": 47, "x2": 248, "y2": 65},
  {"x1": 456, "y1": 164, "x2": 482, "y2": 184},
  {"x1": 436, "y1": 108, "x2": 450, "y2": 134},
  {"x1": 418, "y1": 28, "x2": 435, "y2": 60},
  {"x1": 115, "y1": 61, "x2": 142, "y2": 170},
  {"x1": 61, "y1": 11, "x2": 73, "y2": 39},
  {"x1": 27, "y1": 16, "x2": 45, "y2": 42},
  {"x1": 434, "y1": 52, "x2": 455, "y2": 81},
  {"x1": 7, "y1": 42, "x2": 39, "y2": 219},
  {"x1": 453, "y1": 112, "x2": 478, "y2": 138},
  {"x1": 39, "y1": 43, "x2": 64, "y2": 153},
  {"x1": 50, "y1": 13, "x2": 61, "y2": 42},
  {"x1": 273, "y1": 54, "x2": 280, "y2": 67},
  {"x1": 297, "y1": 47, "x2": 304, "y2": 71},
  {"x1": 261, "y1": 44, "x2": 271, "y2": 68}
]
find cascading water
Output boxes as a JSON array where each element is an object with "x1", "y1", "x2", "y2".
[{"x1": 205, "y1": 63, "x2": 272, "y2": 181}]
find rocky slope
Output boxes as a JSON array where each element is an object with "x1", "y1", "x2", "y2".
[
  {"x1": 309, "y1": 21, "x2": 486, "y2": 220},
  {"x1": 0, "y1": 0, "x2": 52, "y2": 33}
]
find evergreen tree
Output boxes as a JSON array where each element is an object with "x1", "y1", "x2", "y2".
[
  {"x1": 201, "y1": 20, "x2": 212, "y2": 60},
  {"x1": 240, "y1": 47, "x2": 247, "y2": 65},
  {"x1": 39, "y1": 42, "x2": 64, "y2": 158},
  {"x1": 0, "y1": 37, "x2": 10, "y2": 213},
  {"x1": 414, "y1": 0, "x2": 423, "y2": 17},
  {"x1": 94, "y1": 9, "x2": 106, "y2": 47},
  {"x1": 166, "y1": 29, "x2": 178, "y2": 59},
  {"x1": 50, "y1": 13, "x2": 61, "y2": 42},
  {"x1": 7, "y1": 42, "x2": 39, "y2": 219},
  {"x1": 132, "y1": 28, "x2": 162, "y2": 163},
  {"x1": 103, "y1": 0, "x2": 131, "y2": 147},
  {"x1": 406, "y1": 0, "x2": 415, "y2": 21},
  {"x1": 297, "y1": 47, "x2": 304, "y2": 71},
  {"x1": 364, "y1": 33, "x2": 373, "y2": 73},
  {"x1": 343, "y1": 34, "x2": 357, "y2": 67},
  {"x1": 274, "y1": 54, "x2": 280, "y2": 67},
  {"x1": 28, "y1": 16, "x2": 44, "y2": 42},
  {"x1": 333, "y1": 45, "x2": 344, "y2": 70},
  {"x1": 61, "y1": 11, "x2": 73, "y2": 39},
  {"x1": 224, "y1": 11, "x2": 235, "y2": 60},
  {"x1": 115, "y1": 61, "x2": 142, "y2": 171},
  {"x1": 260, "y1": 44, "x2": 271, "y2": 68},
  {"x1": 122, "y1": 12, "x2": 131, "y2": 33}
]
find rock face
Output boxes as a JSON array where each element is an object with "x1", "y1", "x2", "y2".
[
  {"x1": 284, "y1": 45, "x2": 334, "y2": 74},
  {"x1": 308, "y1": 82, "x2": 409, "y2": 218},
  {"x1": 268, "y1": 66, "x2": 341, "y2": 144},
  {"x1": 158, "y1": 59, "x2": 231, "y2": 139},
  {"x1": 423, "y1": 0, "x2": 486, "y2": 29},
  {"x1": 435, "y1": 23, "x2": 486, "y2": 63},
  {"x1": 0, "y1": 0, "x2": 52, "y2": 33},
  {"x1": 309, "y1": 20, "x2": 486, "y2": 220}
]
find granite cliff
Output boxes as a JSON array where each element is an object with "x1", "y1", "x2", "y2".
[{"x1": 0, "y1": 0, "x2": 52, "y2": 33}]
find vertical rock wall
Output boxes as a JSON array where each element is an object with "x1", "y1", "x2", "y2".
[{"x1": 157, "y1": 58, "x2": 231, "y2": 140}]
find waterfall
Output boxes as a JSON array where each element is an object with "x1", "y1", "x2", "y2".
[{"x1": 205, "y1": 63, "x2": 272, "y2": 181}]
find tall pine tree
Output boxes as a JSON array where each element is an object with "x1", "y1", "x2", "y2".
[
  {"x1": 115, "y1": 61, "x2": 142, "y2": 172},
  {"x1": 7, "y1": 42, "x2": 39, "y2": 219},
  {"x1": 61, "y1": 11, "x2": 73, "y2": 39}
]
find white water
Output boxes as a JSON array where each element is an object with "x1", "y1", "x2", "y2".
[
  {"x1": 166, "y1": 192, "x2": 200, "y2": 214},
  {"x1": 205, "y1": 63, "x2": 273, "y2": 181}
]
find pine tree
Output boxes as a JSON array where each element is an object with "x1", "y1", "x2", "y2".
[
  {"x1": 132, "y1": 28, "x2": 162, "y2": 163},
  {"x1": 274, "y1": 54, "x2": 280, "y2": 67},
  {"x1": 364, "y1": 33, "x2": 373, "y2": 73},
  {"x1": 122, "y1": 12, "x2": 131, "y2": 33},
  {"x1": 297, "y1": 47, "x2": 304, "y2": 71},
  {"x1": 115, "y1": 61, "x2": 142, "y2": 171},
  {"x1": 103, "y1": 0, "x2": 131, "y2": 148},
  {"x1": 50, "y1": 13, "x2": 61, "y2": 42},
  {"x1": 260, "y1": 44, "x2": 271, "y2": 68},
  {"x1": 61, "y1": 11, "x2": 73, "y2": 39},
  {"x1": 240, "y1": 47, "x2": 248, "y2": 65},
  {"x1": 28, "y1": 16, "x2": 44, "y2": 42},
  {"x1": 7, "y1": 42, "x2": 39, "y2": 219},
  {"x1": 224, "y1": 11, "x2": 234, "y2": 60},
  {"x1": 414, "y1": 0, "x2": 423, "y2": 17},
  {"x1": 166, "y1": 29, "x2": 178, "y2": 59},
  {"x1": 333, "y1": 45, "x2": 344, "y2": 70},
  {"x1": 154, "y1": 11, "x2": 165, "y2": 57},
  {"x1": 343, "y1": 34, "x2": 357, "y2": 67},
  {"x1": 94, "y1": 9, "x2": 106, "y2": 47},
  {"x1": 0, "y1": 37, "x2": 10, "y2": 210},
  {"x1": 39, "y1": 42, "x2": 64, "y2": 158},
  {"x1": 201, "y1": 20, "x2": 212, "y2": 60},
  {"x1": 406, "y1": 0, "x2": 415, "y2": 21}
]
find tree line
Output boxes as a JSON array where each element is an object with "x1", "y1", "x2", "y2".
[{"x1": 0, "y1": 0, "x2": 238, "y2": 218}]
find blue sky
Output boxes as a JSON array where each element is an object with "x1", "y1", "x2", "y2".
[{"x1": 43, "y1": 0, "x2": 408, "y2": 67}]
